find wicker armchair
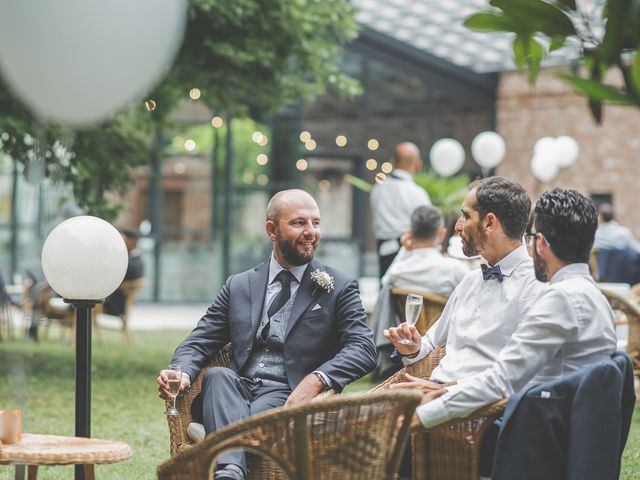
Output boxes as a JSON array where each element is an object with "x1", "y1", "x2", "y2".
[
  {"x1": 601, "y1": 288, "x2": 640, "y2": 376},
  {"x1": 166, "y1": 344, "x2": 337, "y2": 479},
  {"x1": 374, "y1": 347, "x2": 507, "y2": 480},
  {"x1": 158, "y1": 390, "x2": 422, "y2": 480},
  {"x1": 390, "y1": 288, "x2": 447, "y2": 335}
]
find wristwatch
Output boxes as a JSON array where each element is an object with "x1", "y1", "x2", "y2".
[{"x1": 313, "y1": 371, "x2": 330, "y2": 390}]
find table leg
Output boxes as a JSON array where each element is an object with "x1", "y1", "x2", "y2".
[
  {"x1": 84, "y1": 464, "x2": 95, "y2": 480},
  {"x1": 14, "y1": 465, "x2": 25, "y2": 480},
  {"x1": 27, "y1": 466, "x2": 38, "y2": 480}
]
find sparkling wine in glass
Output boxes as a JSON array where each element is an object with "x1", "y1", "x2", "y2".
[
  {"x1": 165, "y1": 364, "x2": 182, "y2": 416},
  {"x1": 398, "y1": 294, "x2": 422, "y2": 346}
]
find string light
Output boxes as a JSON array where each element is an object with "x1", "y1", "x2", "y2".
[
  {"x1": 366, "y1": 159, "x2": 377, "y2": 171},
  {"x1": 375, "y1": 172, "x2": 387, "y2": 183},
  {"x1": 189, "y1": 88, "x2": 201, "y2": 100},
  {"x1": 184, "y1": 139, "x2": 196, "y2": 152},
  {"x1": 256, "y1": 154, "x2": 268, "y2": 165},
  {"x1": 367, "y1": 138, "x2": 379, "y2": 150},
  {"x1": 145, "y1": 99, "x2": 156, "y2": 111},
  {"x1": 335, "y1": 135, "x2": 347, "y2": 147},
  {"x1": 251, "y1": 131, "x2": 264, "y2": 143},
  {"x1": 299, "y1": 131, "x2": 311, "y2": 142},
  {"x1": 257, "y1": 174, "x2": 268, "y2": 185},
  {"x1": 296, "y1": 159, "x2": 308, "y2": 171},
  {"x1": 381, "y1": 162, "x2": 393, "y2": 174},
  {"x1": 174, "y1": 163, "x2": 186, "y2": 174},
  {"x1": 319, "y1": 179, "x2": 330, "y2": 191},
  {"x1": 305, "y1": 139, "x2": 317, "y2": 151},
  {"x1": 258, "y1": 135, "x2": 268, "y2": 146},
  {"x1": 211, "y1": 116, "x2": 223, "y2": 128}
]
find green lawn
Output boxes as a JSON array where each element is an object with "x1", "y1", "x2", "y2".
[{"x1": 1, "y1": 328, "x2": 639, "y2": 479}]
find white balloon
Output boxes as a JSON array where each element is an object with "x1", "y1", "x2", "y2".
[
  {"x1": 530, "y1": 153, "x2": 559, "y2": 183},
  {"x1": 429, "y1": 138, "x2": 465, "y2": 177},
  {"x1": 42, "y1": 216, "x2": 128, "y2": 300},
  {"x1": 471, "y1": 131, "x2": 506, "y2": 169},
  {"x1": 555, "y1": 135, "x2": 579, "y2": 168},
  {"x1": 534, "y1": 137, "x2": 557, "y2": 156},
  {"x1": 0, "y1": 0, "x2": 187, "y2": 127}
]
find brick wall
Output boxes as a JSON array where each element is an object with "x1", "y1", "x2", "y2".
[{"x1": 497, "y1": 67, "x2": 640, "y2": 237}]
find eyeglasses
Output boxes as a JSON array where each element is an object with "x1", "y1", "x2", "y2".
[{"x1": 524, "y1": 232, "x2": 549, "y2": 248}]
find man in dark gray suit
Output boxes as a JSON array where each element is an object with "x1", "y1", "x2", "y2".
[{"x1": 157, "y1": 189, "x2": 377, "y2": 480}]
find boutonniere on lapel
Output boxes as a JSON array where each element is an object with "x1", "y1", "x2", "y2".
[{"x1": 310, "y1": 269, "x2": 334, "y2": 295}]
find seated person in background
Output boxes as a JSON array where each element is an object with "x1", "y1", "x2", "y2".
[
  {"x1": 379, "y1": 176, "x2": 542, "y2": 382},
  {"x1": 388, "y1": 187, "x2": 616, "y2": 433},
  {"x1": 372, "y1": 205, "x2": 468, "y2": 379},
  {"x1": 103, "y1": 228, "x2": 144, "y2": 317},
  {"x1": 594, "y1": 203, "x2": 640, "y2": 252}
]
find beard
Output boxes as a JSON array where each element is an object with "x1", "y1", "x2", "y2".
[
  {"x1": 276, "y1": 233, "x2": 317, "y2": 266},
  {"x1": 461, "y1": 224, "x2": 486, "y2": 257},
  {"x1": 533, "y1": 246, "x2": 548, "y2": 281}
]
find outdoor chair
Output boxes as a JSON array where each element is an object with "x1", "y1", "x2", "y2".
[
  {"x1": 166, "y1": 343, "x2": 337, "y2": 479},
  {"x1": 390, "y1": 288, "x2": 447, "y2": 335},
  {"x1": 94, "y1": 277, "x2": 144, "y2": 347},
  {"x1": 158, "y1": 390, "x2": 422, "y2": 480},
  {"x1": 601, "y1": 288, "x2": 640, "y2": 378},
  {"x1": 373, "y1": 347, "x2": 507, "y2": 480}
]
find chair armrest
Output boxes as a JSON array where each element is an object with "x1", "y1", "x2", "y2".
[{"x1": 373, "y1": 347, "x2": 446, "y2": 391}]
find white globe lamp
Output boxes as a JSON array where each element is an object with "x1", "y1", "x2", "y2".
[
  {"x1": 531, "y1": 153, "x2": 559, "y2": 183},
  {"x1": 41, "y1": 215, "x2": 127, "y2": 477},
  {"x1": 429, "y1": 138, "x2": 465, "y2": 177},
  {"x1": 471, "y1": 131, "x2": 506, "y2": 170},
  {"x1": 0, "y1": 0, "x2": 187, "y2": 127},
  {"x1": 555, "y1": 135, "x2": 579, "y2": 168}
]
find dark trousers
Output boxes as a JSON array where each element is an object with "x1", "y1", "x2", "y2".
[
  {"x1": 377, "y1": 238, "x2": 401, "y2": 279},
  {"x1": 201, "y1": 367, "x2": 292, "y2": 473}
]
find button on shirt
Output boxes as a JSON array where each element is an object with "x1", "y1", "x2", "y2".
[
  {"x1": 414, "y1": 262, "x2": 617, "y2": 428},
  {"x1": 370, "y1": 169, "x2": 431, "y2": 240}
]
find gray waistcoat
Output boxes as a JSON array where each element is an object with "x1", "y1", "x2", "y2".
[{"x1": 240, "y1": 295, "x2": 294, "y2": 386}]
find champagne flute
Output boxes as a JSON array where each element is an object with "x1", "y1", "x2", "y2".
[
  {"x1": 398, "y1": 294, "x2": 423, "y2": 346},
  {"x1": 165, "y1": 364, "x2": 182, "y2": 416}
]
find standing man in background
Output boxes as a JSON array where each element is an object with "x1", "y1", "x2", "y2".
[{"x1": 370, "y1": 142, "x2": 431, "y2": 278}]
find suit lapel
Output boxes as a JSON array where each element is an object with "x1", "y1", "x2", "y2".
[
  {"x1": 285, "y1": 260, "x2": 320, "y2": 338},
  {"x1": 248, "y1": 260, "x2": 269, "y2": 338}
]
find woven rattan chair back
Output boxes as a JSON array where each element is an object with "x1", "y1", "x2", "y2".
[
  {"x1": 601, "y1": 288, "x2": 640, "y2": 375},
  {"x1": 158, "y1": 390, "x2": 422, "y2": 480},
  {"x1": 390, "y1": 288, "x2": 447, "y2": 335}
]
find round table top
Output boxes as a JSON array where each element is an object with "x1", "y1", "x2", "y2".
[{"x1": 0, "y1": 433, "x2": 133, "y2": 466}]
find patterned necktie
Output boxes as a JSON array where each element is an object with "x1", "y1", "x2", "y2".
[
  {"x1": 262, "y1": 270, "x2": 295, "y2": 341},
  {"x1": 481, "y1": 264, "x2": 504, "y2": 283}
]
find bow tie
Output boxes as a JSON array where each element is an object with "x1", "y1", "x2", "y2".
[{"x1": 481, "y1": 264, "x2": 504, "y2": 283}]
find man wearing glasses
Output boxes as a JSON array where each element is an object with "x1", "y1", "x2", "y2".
[{"x1": 388, "y1": 187, "x2": 616, "y2": 432}]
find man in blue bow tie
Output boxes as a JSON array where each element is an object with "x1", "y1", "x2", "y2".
[{"x1": 384, "y1": 176, "x2": 544, "y2": 425}]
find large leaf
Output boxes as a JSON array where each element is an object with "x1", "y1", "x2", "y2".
[
  {"x1": 490, "y1": 0, "x2": 576, "y2": 37},
  {"x1": 464, "y1": 12, "x2": 522, "y2": 32},
  {"x1": 513, "y1": 35, "x2": 545, "y2": 83},
  {"x1": 631, "y1": 48, "x2": 640, "y2": 100},
  {"x1": 559, "y1": 74, "x2": 636, "y2": 103},
  {"x1": 600, "y1": 0, "x2": 632, "y2": 65}
]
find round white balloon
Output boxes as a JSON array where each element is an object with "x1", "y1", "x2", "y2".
[
  {"x1": 534, "y1": 137, "x2": 557, "y2": 156},
  {"x1": 530, "y1": 153, "x2": 559, "y2": 183},
  {"x1": 429, "y1": 138, "x2": 465, "y2": 177},
  {"x1": 555, "y1": 135, "x2": 579, "y2": 168},
  {"x1": 0, "y1": 0, "x2": 187, "y2": 127},
  {"x1": 471, "y1": 131, "x2": 506, "y2": 169},
  {"x1": 42, "y1": 216, "x2": 128, "y2": 300}
]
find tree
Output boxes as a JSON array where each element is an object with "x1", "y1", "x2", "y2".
[
  {"x1": 0, "y1": 0, "x2": 360, "y2": 219},
  {"x1": 464, "y1": 0, "x2": 640, "y2": 123}
]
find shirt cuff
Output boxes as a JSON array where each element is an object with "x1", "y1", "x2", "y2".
[
  {"x1": 401, "y1": 342, "x2": 427, "y2": 366},
  {"x1": 414, "y1": 384, "x2": 463, "y2": 429},
  {"x1": 313, "y1": 370, "x2": 332, "y2": 389}
]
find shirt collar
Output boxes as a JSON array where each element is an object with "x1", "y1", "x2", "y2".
[
  {"x1": 390, "y1": 169, "x2": 413, "y2": 181},
  {"x1": 493, "y1": 244, "x2": 530, "y2": 277},
  {"x1": 268, "y1": 254, "x2": 307, "y2": 284},
  {"x1": 549, "y1": 263, "x2": 591, "y2": 284}
]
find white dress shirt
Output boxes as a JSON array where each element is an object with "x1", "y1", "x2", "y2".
[
  {"x1": 415, "y1": 262, "x2": 617, "y2": 428},
  {"x1": 370, "y1": 169, "x2": 431, "y2": 241},
  {"x1": 404, "y1": 245, "x2": 542, "y2": 380},
  {"x1": 382, "y1": 246, "x2": 469, "y2": 298}
]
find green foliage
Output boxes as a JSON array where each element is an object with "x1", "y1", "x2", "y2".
[
  {"x1": 465, "y1": 0, "x2": 640, "y2": 123},
  {"x1": 414, "y1": 171, "x2": 471, "y2": 218},
  {"x1": 0, "y1": 0, "x2": 361, "y2": 219}
]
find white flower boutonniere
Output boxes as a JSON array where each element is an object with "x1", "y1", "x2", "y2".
[{"x1": 311, "y1": 269, "x2": 335, "y2": 295}]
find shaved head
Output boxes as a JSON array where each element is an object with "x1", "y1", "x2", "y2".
[
  {"x1": 266, "y1": 189, "x2": 318, "y2": 224},
  {"x1": 392, "y1": 142, "x2": 422, "y2": 173}
]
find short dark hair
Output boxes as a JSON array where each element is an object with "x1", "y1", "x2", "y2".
[
  {"x1": 411, "y1": 205, "x2": 443, "y2": 240},
  {"x1": 598, "y1": 203, "x2": 615, "y2": 223},
  {"x1": 470, "y1": 176, "x2": 531, "y2": 240},
  {"x1": 533, "y1": 188, "x2": 597, "y2": 264}
]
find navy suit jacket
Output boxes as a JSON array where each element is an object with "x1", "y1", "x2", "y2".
[
  {"x1": 172, "y1": 258, "x2": 377, "y2": 391},
  {"x1": 492, "y1": 352, "x2": 636, "y2": 480}
]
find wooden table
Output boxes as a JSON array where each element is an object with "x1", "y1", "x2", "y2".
[{"x1": 0, "y1": 433, "x2": 133, "y2": 479}]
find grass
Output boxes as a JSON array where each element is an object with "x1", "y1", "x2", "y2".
[{"x1": 0, "y1": 327, "x2": 639, "y2": 479}]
